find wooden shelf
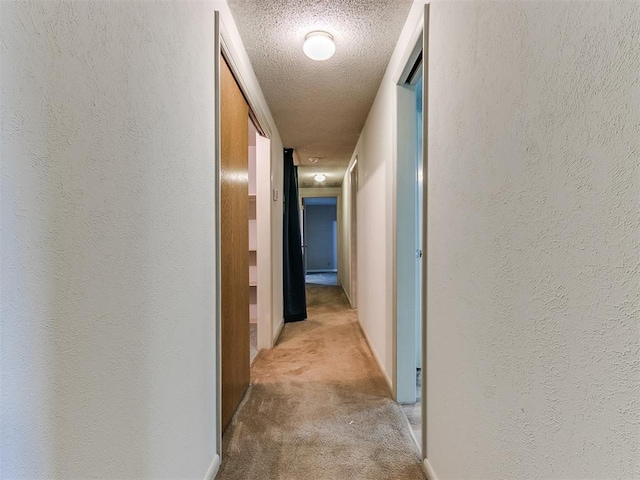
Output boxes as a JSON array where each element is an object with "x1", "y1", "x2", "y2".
[{"x1": 248, "y1": 147, "x2": 257, "y2": 327}]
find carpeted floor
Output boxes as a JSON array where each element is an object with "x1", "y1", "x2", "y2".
[
  {"x1": 216, "y1": 285, "x2": 425, "y2": 480},
  {"x1": 400, "y1": 368, "x2": 422, "y2": 449},
  {"x1": 305, "y1": 272, "x2": 338, "y2": 286}
]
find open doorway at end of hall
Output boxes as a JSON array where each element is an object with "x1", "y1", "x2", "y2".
[{"x1": 302, "y1": 197, "x2": 338, "y2": 287}]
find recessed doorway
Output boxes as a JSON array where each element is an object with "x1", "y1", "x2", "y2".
[
  {"x1": 395, "y1": 28, "x2": 426, "y2": 453},
  {"x1": 302, "y1": 197, "x2": 338, "y2": 286}
]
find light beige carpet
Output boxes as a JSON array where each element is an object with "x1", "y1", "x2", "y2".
[{"x1": 216, "y1": 285, "x2": 425, "y2": 480}]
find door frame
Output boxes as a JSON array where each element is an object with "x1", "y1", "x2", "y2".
[
  {"x1": 214, "y1": 9, "x2": 275, "y2": 462},
  {"x1": 213, "y1": 9, "x2": 222, "y2": 462},
  {"x1": 395, "y1": 62, "x2": 422, "y2": 405},
  {"x1": 391, "y1": 3, "x2": 429, "y2": 462},
  {"x1": 219, "y1": 50, "x2": 251, "y2": 434},
  {"x1": 349, "y1": 158, "x2": 358, "y2": 309},
  {"x1": 298, "y1": 187, "x2": 342, "y2": 284},
  {"x1": 301, "y1": 196, "x2": 339, "y2": 276},
  {"x1": 422, "y1": 4, "x2": 429, "y2": 466}
]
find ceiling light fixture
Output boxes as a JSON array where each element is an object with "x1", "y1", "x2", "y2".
[
  {"x1": 303, "y1": 31, "x2": 335, "y2": 61},
  {"x1": 314, "y1": 174, "x2": 327, "y2": 182}
]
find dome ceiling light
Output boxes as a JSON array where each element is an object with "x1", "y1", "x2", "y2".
[
  {"x1": 303, "y1": 31, "x2": 335, "y2": 61},
  {"x1": 314, "y1": 174, "x2": 327, "y2": 182}
]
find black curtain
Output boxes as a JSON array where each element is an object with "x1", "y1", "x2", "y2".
[{"x1": 283, "y1": 148, "x2": 307, "y2": 323}]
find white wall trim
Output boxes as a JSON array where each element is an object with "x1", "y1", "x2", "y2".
[
  {"x1": 212, "y1": 9, "x2": 223, "y2": 462},
  {"x1": 213, "y1": 0, "x2": 285, "y2": 352},
  {"x1": 420, "y1": 2, "x2": 430, "y2": 458},
  {"x1": 357, "y1": 318, "x2": 393, "y2": 393},
  {"x1": 273, "y1": 318, "x2": 285, "y2": 345},
  {"x1": 387, "y1": 2, "x2": 427, "y2": 86},
  {"x1": 342, "y1": 285, "x2": 353, "y2": 307},
  {"x1": 423, "y1": 458, "x2": 439, "y2": 480},
  {"x1": 391, "y1": 13, "x2": 425, "y2": 403},
  {"x1": 255, "y1": 134, "x2": 273, "y2": 350},
  {"x1": 394, "y1": 81, "x2": 421, "y2": 404},
  {"x1": 204, "y1": 454, "x2": 221, "y2": 480},
  {"x1": 215, "y1": 3, "x2": 276, "y2": 139}
]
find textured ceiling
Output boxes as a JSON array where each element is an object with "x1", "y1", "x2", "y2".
[{"x1": 227, "y1": 0, "x2": 413, "y2": 187}]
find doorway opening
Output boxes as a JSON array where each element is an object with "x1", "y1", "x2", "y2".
[
  {"x1": 219, "y1": 51, "x2": 251, "y2": 435},
  {"x1": 248, "y1": 118, "x2": 272, "y2": 363},
  {"x1": 217, "y1": 40, "x2": 273, "y2": 439},
  {"x1": 395, "y1": 33, "x2": 425, "y2": 452},
  {"x1": 302, "y1": 197, "x2": 338, "y2": 286}
]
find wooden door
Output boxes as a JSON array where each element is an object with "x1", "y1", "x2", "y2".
[{"x1": 220, "y1": 54, "x2": 250, "y2": 433}]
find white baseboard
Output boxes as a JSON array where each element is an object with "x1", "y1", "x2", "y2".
[
  {"x1": 341, "y1": 284, "x2": 354, "y2": 307},
  {"x1": 423, "y1": 458, "x2": 438, "y2": 480},
  {"x1": 204, "y1": 454, "x2": 221, "y2": 480},
  {"x1": 357, "y1": 319, "x2": 393, "y2": 394}
]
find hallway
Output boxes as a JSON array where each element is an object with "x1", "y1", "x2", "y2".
[
  {"x1": 216, "y1": 285, "x2": 424, "y2": 479},
  {"x1": 3, "y1": 2, "x2": 638, "y2": 478}
]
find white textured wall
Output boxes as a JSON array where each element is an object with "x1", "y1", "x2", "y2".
[
  {"x1": 427, "y1": 2, "x2": 640, "y2": 479},
  {"x1": 349, "y1": 1, "x2": 426, "y2": 386},
  {"x1": 1, "y1": 1, "x2": 217, "y2": 478},
  {"x1": 350, "y1": 123, "x2": 395, "y2": 382}
]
